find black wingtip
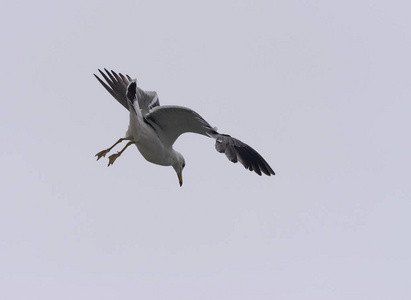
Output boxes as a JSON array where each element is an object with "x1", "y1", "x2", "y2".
[
  {"x1": 214, "y1": 134, "x2": 275, "y2": 177},
  {"x1": 126, "y1": 80, "x2": 137, "y2": 102}
]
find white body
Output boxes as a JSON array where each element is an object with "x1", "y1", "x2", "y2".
[{"x1": 127, "y1": 103, "x2": 179, "y2": 167}]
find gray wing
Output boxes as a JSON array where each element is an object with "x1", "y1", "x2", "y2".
[
  {"x1": 146, "y1": 105, "x2": 216, "y2": 146},
  {"x1": 125, "y1": 80, "x2": 160, "y2": 115},
  {"x1": 146, "y1": 106, "x2": 275, "y2": 176},
  {"x1": 94, "y1": 69, "x2": 160, "y2": 114}
]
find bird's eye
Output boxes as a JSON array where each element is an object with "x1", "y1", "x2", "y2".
[{"x1": 182, "y1": 163, "x2": 185, "y2": 169}]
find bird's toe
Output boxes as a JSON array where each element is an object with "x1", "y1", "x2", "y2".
[
  {"x1": 95, "y1": 149, "x2": 110, "y2": 160},
  {"x1": 108, "y1": 153, "x2": 120, "y2": 166}
]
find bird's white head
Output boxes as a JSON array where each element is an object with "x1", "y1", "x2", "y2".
[{"x1": 172, "y1": 151, "x2": 185, "y2": 187}]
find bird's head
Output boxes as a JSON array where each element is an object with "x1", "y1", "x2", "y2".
[{"x1": 172, "y1": 152, "x2": 185, "y2": 187}]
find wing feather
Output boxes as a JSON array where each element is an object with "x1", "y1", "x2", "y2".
[
  {"x1": 94, "y1": 69, "x2": 160, "y2": 114},
  {"x1": 146, "y1": 106, "x2": 216, "y2": 147},
  {"x1": 214, "y1": 135, "x2": 275, "y2": 176}
]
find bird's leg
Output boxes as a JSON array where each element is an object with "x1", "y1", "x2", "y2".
[
  {"x1": 108, "y1": 141, "x2": 135, "y2": 166},
  {"x1": 95, "y1": 138, "x2": 130, "y2": 160}
]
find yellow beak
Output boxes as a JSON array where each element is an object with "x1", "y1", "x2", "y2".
[{"x1": 178, "y1": 171, "x2": 183, "y2": 187}]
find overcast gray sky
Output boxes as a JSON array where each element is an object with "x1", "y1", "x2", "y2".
[{"x1": 1, "y1": 0, "x2": 410, "y2": 299}]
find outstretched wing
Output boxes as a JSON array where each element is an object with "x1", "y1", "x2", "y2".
[
  {"x1": 146, "y1": 106, "x2": 275, "y2": 176},
  {"x1": 94, "y1": 69, "x2": 160, "y2": 114},
  {"x1": 146, "y1": 105, "x2": 216, "y2": 146}
]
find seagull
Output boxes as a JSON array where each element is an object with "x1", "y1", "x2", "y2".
[{"x1": 94, "y1": 69, "x2": 275, "y2": 186}]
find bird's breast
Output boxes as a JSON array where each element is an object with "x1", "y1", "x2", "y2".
[{"x1": 135, "y1": 134, "x2": 171, "y2": 166}]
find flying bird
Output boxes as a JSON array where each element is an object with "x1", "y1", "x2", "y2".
[{"x1": 94, "y1": 69, "x2": 275, "y2": 186}]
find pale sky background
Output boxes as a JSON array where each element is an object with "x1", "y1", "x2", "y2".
[{"x1": 1, "y1": 0, "x2": 410, "y2": 299}]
